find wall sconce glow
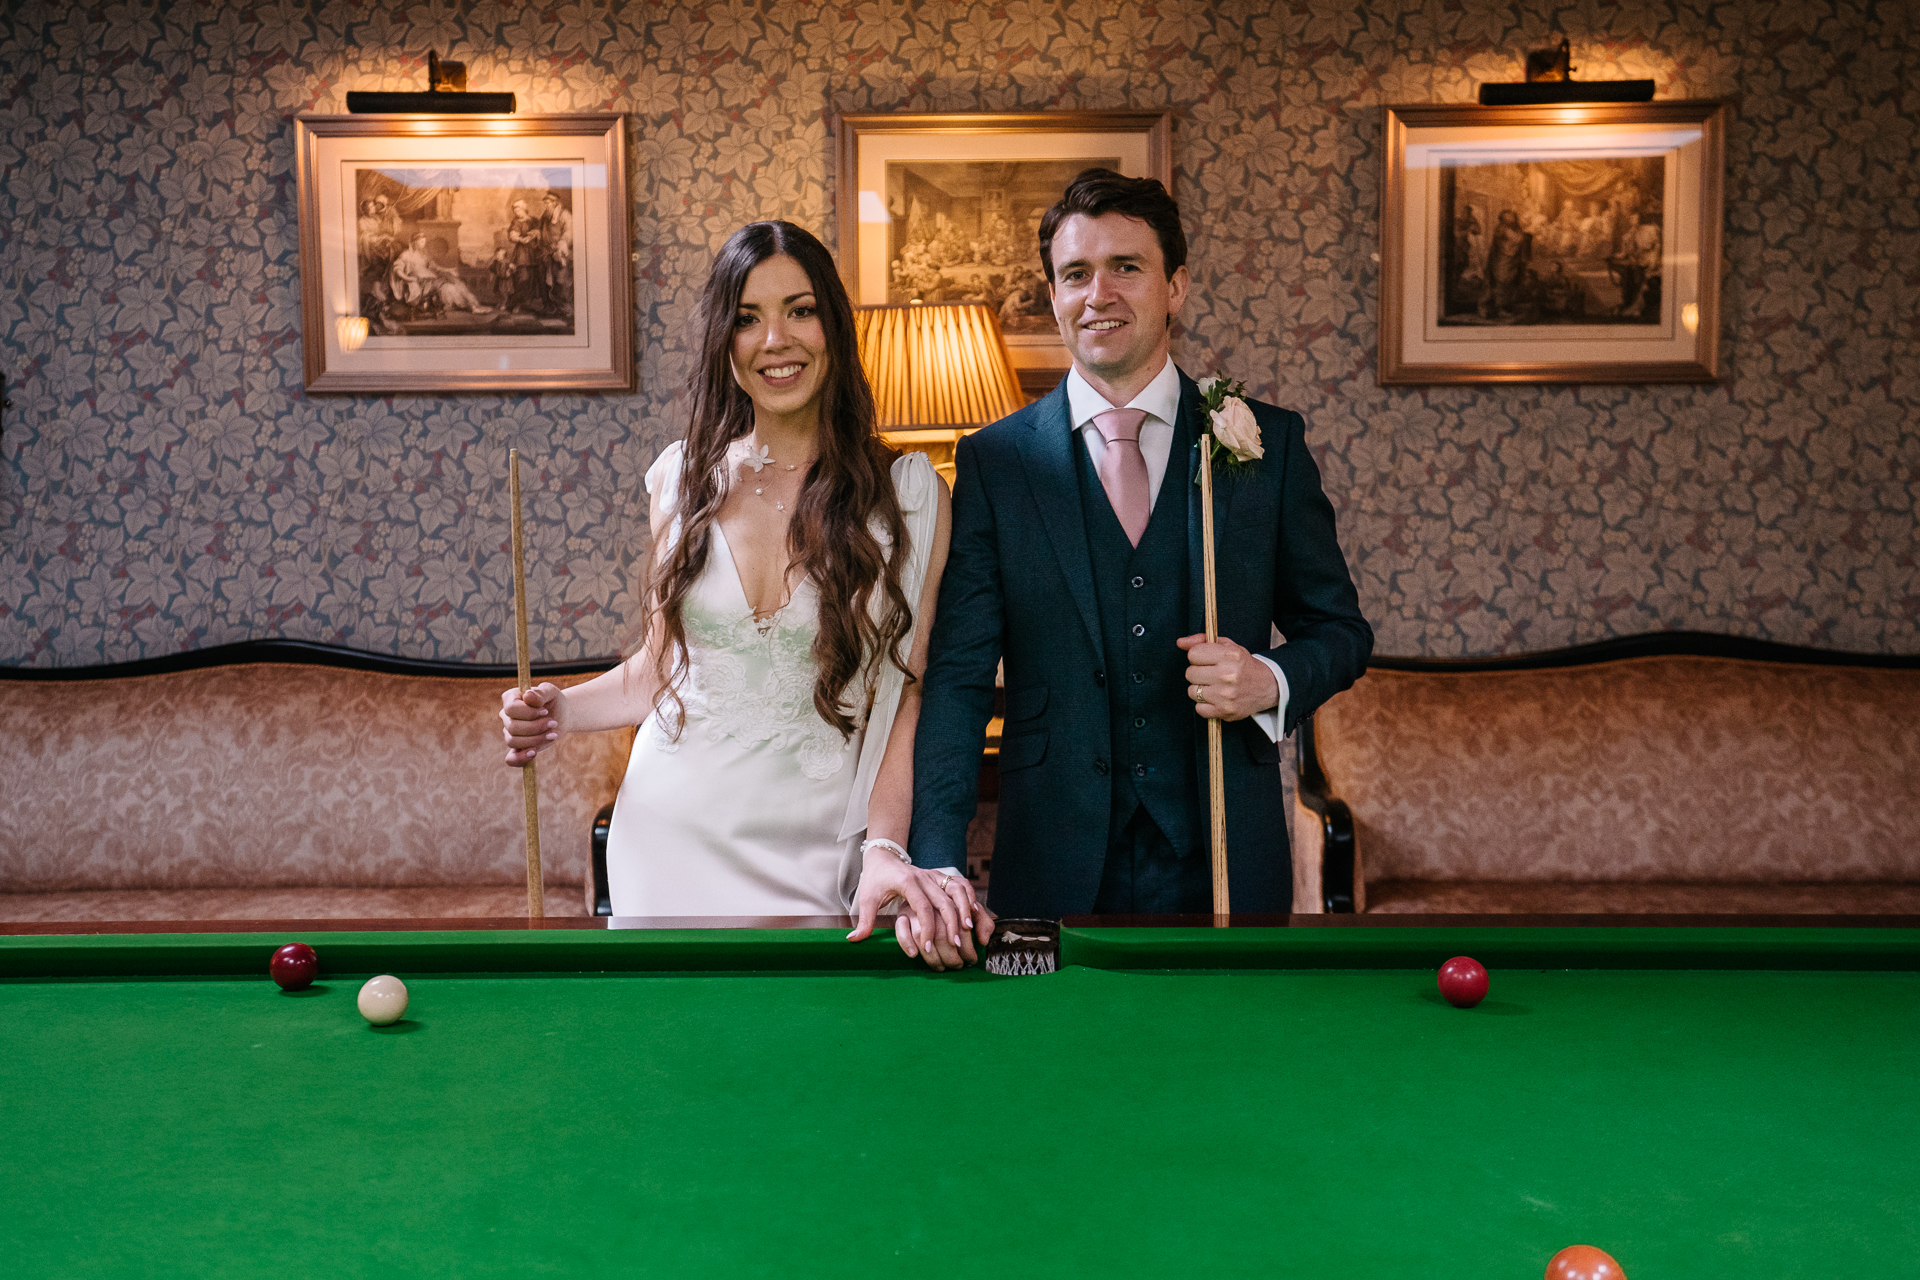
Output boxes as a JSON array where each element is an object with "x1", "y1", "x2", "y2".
[
  {"x1": 1681, "y1": 303, "x2": 1700, "y2": 334},
  {"x1": 337, "y1": 315, "x2": 370, "y2": 352}
]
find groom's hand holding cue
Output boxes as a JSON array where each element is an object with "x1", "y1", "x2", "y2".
[{"x1": 1178, "y1": 634, "x2": 1281, "y2": 721}]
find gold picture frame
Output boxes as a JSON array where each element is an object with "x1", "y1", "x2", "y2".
[
  {"x1": 1379, "y1": 100, "x2": 1726, "y2": 385},
  {"x1": 295, "y1": 113, "x2": 633, "y2": 393},
  {"x1": 836, "y1": 111, "x2": 1172, "y2": 396}
]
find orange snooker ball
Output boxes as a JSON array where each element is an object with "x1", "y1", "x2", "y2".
[{"x1": 1546, "y1": 1245, "x2": 1625, "y2": 1280}]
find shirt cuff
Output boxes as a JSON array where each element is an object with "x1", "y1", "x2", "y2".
[{"x1": 1249, "y1": 654, "x2": 1290, "y2": 742}]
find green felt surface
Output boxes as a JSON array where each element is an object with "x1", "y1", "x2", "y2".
[{"x1": 4, "y1": 933, "x2": 1919, "y2": 1278}]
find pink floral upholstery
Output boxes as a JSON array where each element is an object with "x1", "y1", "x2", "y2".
[
  {"x1": 2, "y1": 663, "x2": 631, "y2": 920},
  {"x1": 1365, "y1": 881, "x2": 1920, "y2": 915},
  {"x1": 0, "y1": 887, "x2": 590, "y2": 921},
  {"x1": 1313, "y1": 656, "x2": 1920, "y2": 912}
]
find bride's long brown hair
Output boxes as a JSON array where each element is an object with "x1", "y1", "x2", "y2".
[{"x1": 642, "y1": 221, "x2": 913, "y2": 740}]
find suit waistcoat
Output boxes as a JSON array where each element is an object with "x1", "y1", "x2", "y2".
[{"x1": 1074, "y1": 422, "x2": 1197, "y2": 855}]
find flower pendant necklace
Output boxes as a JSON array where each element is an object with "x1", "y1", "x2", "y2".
[
  {"x1": 737, "y1": 440, "x2": 808, "y2": 636},
  {"x1": 740, "y1": 441, "x2": 803, "y2": 512}
]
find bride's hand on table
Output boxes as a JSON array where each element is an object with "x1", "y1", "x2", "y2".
[
  {"x1": 500, "y1": 682, "x2": 567, "y2": 767},
  {"x1": 848, "y1": 848, "x2": 995, "y2": 971}
]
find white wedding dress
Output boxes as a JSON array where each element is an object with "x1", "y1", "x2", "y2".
[{"x1": 603, "y1": 441, "x2": 939, "y2": 917}]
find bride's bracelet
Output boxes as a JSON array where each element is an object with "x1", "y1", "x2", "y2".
[{"x1": 861, "y1": 837, "x2": 911, "y2": 864}]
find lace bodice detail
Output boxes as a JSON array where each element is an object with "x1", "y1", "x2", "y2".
[
  {"x1": 671, "y1": 579, "x2": 853, "y2": 782},
  {"x1": 640, "y1": 439, "x2": 936, "y2": 807}
]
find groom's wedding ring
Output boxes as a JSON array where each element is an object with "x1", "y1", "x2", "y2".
[
  {"x1": 1190, "y1": 684, "x2": 1205, "y2": 702},
  {"x1": 937, "y1": 873, "x2": 952, "y2": 889}
]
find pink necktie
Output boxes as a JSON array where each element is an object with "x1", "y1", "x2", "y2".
[{"x1": 1092, "y1": 408, "x2": 1151, "y2": 547}]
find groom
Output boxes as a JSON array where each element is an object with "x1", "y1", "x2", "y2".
[{"x1": 909, "y1": 169, "x2": 1372, "y2": 919}]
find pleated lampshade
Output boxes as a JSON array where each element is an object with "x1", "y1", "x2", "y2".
[{"x1": 854, "y1": 302, "x2": 1026, "y2": 442}]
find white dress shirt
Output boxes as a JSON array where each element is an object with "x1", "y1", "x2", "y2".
[
  {"x1": 1065, "y1": 360, "x2": 1289, "y2": 742},
  {"x1": 1066, "y1": 358, "x2": 1183, "y2": 512}
]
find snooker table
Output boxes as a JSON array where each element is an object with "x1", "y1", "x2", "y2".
[{"x1": 4, "y1": 915, "x2": 1918, "y2": 1279}]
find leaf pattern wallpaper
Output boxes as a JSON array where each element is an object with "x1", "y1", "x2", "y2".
[{"x1": 1, "y1": 0, "x2": 1915, "y2": 668}]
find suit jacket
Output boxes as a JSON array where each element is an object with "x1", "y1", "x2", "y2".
[{"x1": 909, "y1": 369, "x2": 1373, "y2": 917}]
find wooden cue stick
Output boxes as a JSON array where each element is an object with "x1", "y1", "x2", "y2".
[
  {"x1": 508, "y1": 448, "x2": 545, "y2": 919},
  {"x1": 1199, "y1": 434, "x2": 1229, "y2": 917}
]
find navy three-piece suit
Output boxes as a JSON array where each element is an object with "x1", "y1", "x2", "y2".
[{"x1": 909, "y1": 369, "x2": 1373, "y2": 918}]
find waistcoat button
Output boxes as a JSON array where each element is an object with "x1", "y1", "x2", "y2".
[
  {"x1": 1093, "y1": 669, "x2": 1106, "y2": 686},
  {"x1": 1131, "y1": 623, "x2": 1145, "y2": 637},
  {"x1": 1093, "y1": 758, "x2": 1109, "y2": 776},
  {"x1": 1130, "y1": 576, "x2": 1145, "y2": 588},
  {"x1": 1132, "y1": 672, "x2": 1144, "y2": 684},
  {"x1": 1132, "y1": 764, "x2": 1148, "y2": 778}
]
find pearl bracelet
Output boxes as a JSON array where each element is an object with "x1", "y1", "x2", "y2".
[{"x1": 861, "y1": 837, "x2": 911, "y2": 864}]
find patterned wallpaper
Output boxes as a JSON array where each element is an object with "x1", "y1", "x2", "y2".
[{"x1": 1, "y1": 0, "x2": 1915, "y2": 668}]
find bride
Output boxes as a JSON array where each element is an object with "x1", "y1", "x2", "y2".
[{"x1": 499, "y1": 221, "x2": 992, "y2": 969}]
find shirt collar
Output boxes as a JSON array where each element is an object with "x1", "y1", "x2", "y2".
[{"x1": 1065, "y1": 357, "x2": 1182, "y2": 432}]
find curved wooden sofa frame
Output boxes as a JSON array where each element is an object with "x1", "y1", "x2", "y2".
[
  {"x1": 1, "y1": 640, "x2": 624, "y2": 918},
  {"x1": 1295, "y1": 632, "x2": 1920, "y2": 914}
]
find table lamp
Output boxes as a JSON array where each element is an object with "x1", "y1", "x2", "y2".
[{"x1": 854, "y1": 302, "x2": 1026, "y2": 484}]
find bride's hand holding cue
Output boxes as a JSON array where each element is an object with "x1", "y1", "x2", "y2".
[{"x1": 500, "y1": 682, "x2": 567, "y2": 766}]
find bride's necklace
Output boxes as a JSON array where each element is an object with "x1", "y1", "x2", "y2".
[
  {"x1": 735, "y1": 439, "x2": 812, "y2": 636},
  {"x1": 739, "y1": 441, "x2": 805, "y2": 512}
]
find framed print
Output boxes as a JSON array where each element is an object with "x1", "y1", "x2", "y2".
[
  {"x1": 837, "y1": 111, "x2": 1171, "y2": 393},
  {"x1": 295, "y1": 113, "x2": 633, "y2": 393},
  {"x1": 1379, "y1": 100, "x2": 1726, "y2": 385}
]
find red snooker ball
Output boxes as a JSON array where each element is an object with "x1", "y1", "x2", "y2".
[
  {"x1": 1436, "y1": 955, "x2": 1488, "y2": 1008},
  {"x1": 1545, "y1": 1245, "x2": 1626, "y2": 1280},
  {"x1": 270, "y1": 942, "x2": 318, "y2": 991}
]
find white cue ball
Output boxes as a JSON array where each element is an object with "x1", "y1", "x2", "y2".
[{"x1": 357, "y1": 974, "x2": 409, "y2": 1026}]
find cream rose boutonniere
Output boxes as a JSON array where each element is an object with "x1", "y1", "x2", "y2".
[
  {"x1": 1212, "y1": 397, "x2": 1262, "y2": 462},
  {"x1": 1195, "y1": 375, "x2": 1261, "y2": 478}
]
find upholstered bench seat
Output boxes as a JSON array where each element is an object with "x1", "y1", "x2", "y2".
[
  {"x1": 0, "y1": 886, "x2": 592, "y2": 922},
  {"x1": 1, "y1": 644, "x2": 630, "y2": 922},
  {"x1": 1291, "y1": 637, "x2": 1920, "y2": 914}
]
